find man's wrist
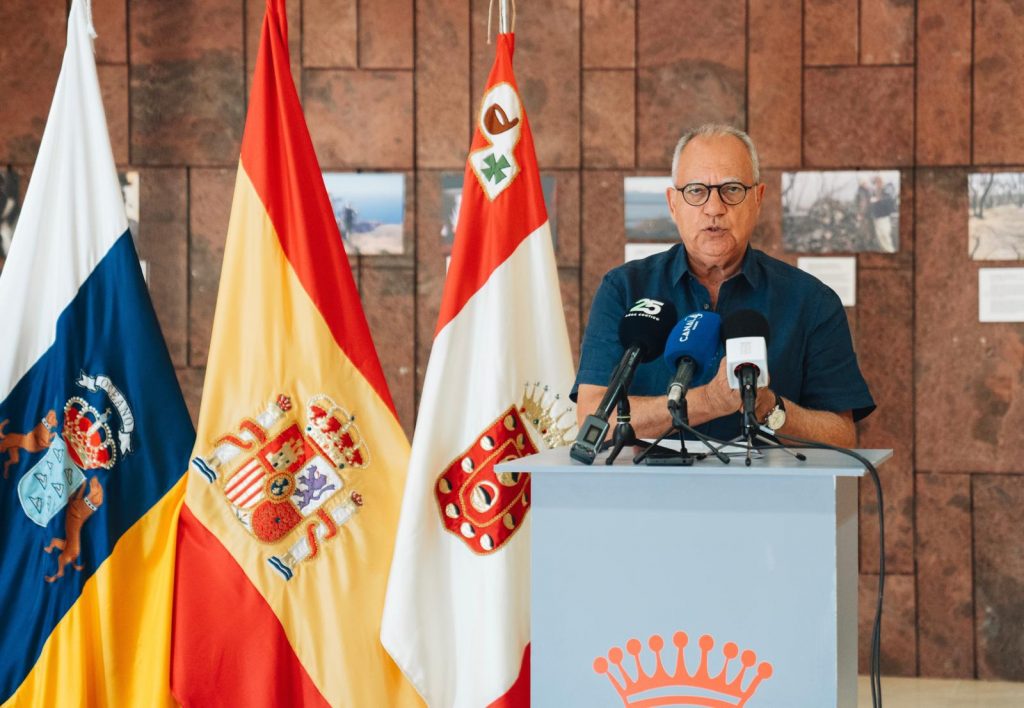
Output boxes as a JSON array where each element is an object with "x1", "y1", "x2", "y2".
[{"x1": 755, "y1": 388, "x2": 775, "y2": 422}]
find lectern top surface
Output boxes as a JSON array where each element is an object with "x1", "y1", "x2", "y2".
[{"x1": 497, "y1": 444, "x2": 891, "y2": 478}]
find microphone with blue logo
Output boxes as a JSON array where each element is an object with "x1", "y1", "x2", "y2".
[
  {"x1": 634, "y1": 310, "x2": 731, "y2": 467},
  {"x1": 663, "y1": 311, "x2": 722, "y2": 422}
]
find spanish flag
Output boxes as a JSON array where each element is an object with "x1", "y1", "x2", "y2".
[
  {"x1": 0, "y1": 2, "x2": 193, "y2": 705},
  {"x1": 170, "y1": 1, "x2": 419, "y2": 706},
  {"x1": 381, "y1": 32, "x2": 577, "y2": 707}
]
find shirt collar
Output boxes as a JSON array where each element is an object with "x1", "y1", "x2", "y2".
[{"x1": 672, "y1": 244, "x2": 763, "y2": 290}]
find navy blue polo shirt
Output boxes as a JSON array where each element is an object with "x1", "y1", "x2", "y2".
[{"x1": 571, "y1": 244, "x2": 875, "y2": 441}]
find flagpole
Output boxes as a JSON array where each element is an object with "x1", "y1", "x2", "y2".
[{"x1": 498, "y1": 0, "x2": 513, "y2": 33}]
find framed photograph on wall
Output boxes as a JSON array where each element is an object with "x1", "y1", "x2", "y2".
[
  {"x1": 322, "y1": 172, "x2": 405, "y2": 256},
  {"x1": 968, "y1": 173, "x2": 1024, "y2": 260},
  {"x1": 782, "y1": 170, "x2": 900, "y2": 254}
]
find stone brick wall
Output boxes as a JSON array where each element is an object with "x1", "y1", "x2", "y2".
[{"x1": 2, "y1": 0, "x2": 1022, "y2": 681}]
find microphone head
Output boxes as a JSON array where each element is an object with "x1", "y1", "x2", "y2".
[
  {"x1": 662, "y1": 311, "x2": 722, "y2": 379},
  {"x1": 721, "y1": 309, "x2": 770, "y2": 344},
  {"x1": 618, "y1": 298, "x2": 678, "y2": 363},
  {"x1": 722, "y1": 309, "x2": 770, "y2": 389}
]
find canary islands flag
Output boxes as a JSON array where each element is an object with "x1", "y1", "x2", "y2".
[
  {"x1": 0, "y1": 1, "x2": 194, "y2": 705},
  {"x1": 170, "y1": 2, "x2": 420, "y2": 706}
]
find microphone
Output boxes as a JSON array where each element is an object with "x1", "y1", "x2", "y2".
[
  {"x1": 722, "y1": 310, "x2": 770, "y2": 435},
  {"x1": 571, "y1": 297, "x2": 677, "y2": 464},
  {"x1": 663, "y1": 311, "x2": 722, "y2": 414}
]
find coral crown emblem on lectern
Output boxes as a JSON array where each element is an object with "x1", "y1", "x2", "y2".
[{"x1": 593, "y1": 631, "x2": 773, "y2": 708}]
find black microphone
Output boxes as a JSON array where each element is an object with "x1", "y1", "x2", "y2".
[
  {"x1": 721, "y1": 310, "x2": 770, "y2": 437},
  {"x1": 663, "y1": 311, "x2": 722, "y2": 414},
  {"x1": 571, "y1": 298, "x2": 677, "y2": 464}
]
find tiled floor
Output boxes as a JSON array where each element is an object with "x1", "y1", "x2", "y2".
[{"x1": 857, "y1": 676, "x2": 1024, "y2": 707}]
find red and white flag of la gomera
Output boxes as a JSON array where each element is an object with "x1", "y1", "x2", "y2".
[{"x1": 381, "y1": 33, "x2": 576, "y2": 707}]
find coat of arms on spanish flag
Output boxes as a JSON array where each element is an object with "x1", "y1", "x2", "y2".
[
  {"x1": 381, "y1": 31, "x2": 577, "y2": 708},
  {"x1": 170, "y1": 2, "x2": 420, "y2": 706}
]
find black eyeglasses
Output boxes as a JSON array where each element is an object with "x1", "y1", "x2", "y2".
[{"x1": 673, "y1": 181, "x2": 756, "y2": 207}]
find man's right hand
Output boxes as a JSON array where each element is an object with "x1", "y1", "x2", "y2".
[{"x1": 699, "y1": 357, "x2": 740, "y2": 420}]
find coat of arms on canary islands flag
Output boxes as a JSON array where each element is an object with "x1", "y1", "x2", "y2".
[
  {"x1": 381, "y1": 30, "x2": 577, "y2": 708},
  {"x1": 0, "y1": 2, "x2": 194, "y2": 705},
  {"x1": 170, "y1": 2, "x2": 420, "y2": 707}
]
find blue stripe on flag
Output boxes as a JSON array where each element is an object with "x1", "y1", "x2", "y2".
[{"x1": 0, "y1": 231, "x2": 195, "y2": 701}]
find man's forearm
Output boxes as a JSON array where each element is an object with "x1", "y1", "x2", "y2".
[
  {"x1": 759, "y1": 393, "x2": 857, "y2": 448},
  {"x1": 575, "y1": 383, "x2": 738, "y2": 439}
]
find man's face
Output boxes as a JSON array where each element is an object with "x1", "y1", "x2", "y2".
[{"x1": 665, "y1": 134, "x2": 766, "y2": 268}]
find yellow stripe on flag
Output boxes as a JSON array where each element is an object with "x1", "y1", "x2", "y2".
[
  {"x1": 184, "y1": 167, "x2": 420, "y2": 707},
  {"x1": 3, "y1": 477, "x2": 186, "y2": 708}
]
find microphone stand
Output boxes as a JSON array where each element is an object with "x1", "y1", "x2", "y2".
[
  {"x1": 601, "y1": 397, "x2": 654, "y2": 464},
  {"x1": 726, "y1": 407, "x2": 807, "y2": 467},
  {"x1": 633, "y1": 398, "x2": 730, "y2": 466}
]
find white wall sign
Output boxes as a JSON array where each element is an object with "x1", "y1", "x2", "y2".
[
  {"x1": 979, "y1": 268, "x2": 1024, "y2": 322},
  {"x1": 797, "y1": 257, "x2": 857, "y2": 306}
]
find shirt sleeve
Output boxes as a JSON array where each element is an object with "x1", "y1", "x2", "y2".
[
  {"x1": 570, "y1": 273, "x2": 627, "y2": 402},
  {"x1": 800, "y1": 289, "x2": 876, "y2": 421}
]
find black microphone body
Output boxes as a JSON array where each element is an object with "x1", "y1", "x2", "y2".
[
  {"x1": 571, "y1": 298, "x2": 677, "y2": 464},
  {"x1": 738, "y1": 363, "x2": 759, "y2": 434}
]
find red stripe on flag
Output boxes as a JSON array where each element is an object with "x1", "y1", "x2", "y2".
[
  {"x1": 171, "y1": 504, "x2": 330, "y2": 708},
  {"x1": 486, "y1": 643, "x2": 530, "y2": 708},
  {"x1": 238, "y1": 0, "x2": 396, "y2": 416},
  {"x1": 435, "y1": 33, "x2": 549, "y2": 336}
]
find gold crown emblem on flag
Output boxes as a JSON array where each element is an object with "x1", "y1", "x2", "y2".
[
  {"x1": 593, "y1": 632, "x2": 773, "y2": 707},
  {"x1": 518, "y1": 381, "x2": 575, "y2": 449}
]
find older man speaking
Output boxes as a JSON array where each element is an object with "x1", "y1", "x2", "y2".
[{"x1": 573, "y1": 124, "x2": 874, "y2": 448}]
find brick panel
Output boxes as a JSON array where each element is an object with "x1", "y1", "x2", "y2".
[
  {"x1": 974, "y1": 0, "x2": 1024, "y2": 164},
  {"x1": 130, "y1": 0, "x2": 245, "y2": 165},
  {"x1": 974, "y1": 475, "x2": 1024, "y2": 681},
  {"x1": 188, "y1": 168, "x2": 236, "y2": 367},
  {"x1": 915, "y1": 168, "x2": 1024, "y2": 472},
  {"x1": 415, "y1": 0, "x2": 470, "y2": 168},
  {"x1": 804, "y1": 67, "x2": 914, "y2": 168},
  {"x1": 0, "y1": 6, "x2": 64, "y2": 163},
  {"x1": 857, "y1": 268, "x2": 914, "y2": 575},
  {"x1": 137, "y1": 168, "x2": 189, "y2": 367},
  {"x1": 98, "y1": 64, "x2": 129, "y2": 166},
  {"x1": 583, "y1": 70, "x2": 635, "y2": 169},
  {"x1": 303, "y1": 70, "x2": 414, "y2": 169},
  {"x1": 302, "y1": 0, "x2": 357, "y2": 68},
  {"x1": 861, "y1": 0, "x2": 915, "y2": 65},
  {"x1": 859, "y1": 573, "x2": 917, "y2": 676},
  {"x1": 916, "y1": 473, "x2": 974, "y2": 678},
  {"x1": 360, "y1": 265, "x2": 416, "y2": 436},
  {"x1": 748, "y1": 0, "x2": 801, "y2": 168},
  {"x1": 805, "y1": 0, "x2": 859, "y2": 65},
  {"x1": 916, "y1": 0, "x2": 971, "y2": 165},
  {"x1": 583, "y1": 0, "x2": 635, "y2": 68},
  {"x1": 94, "y1": 0, "x2": 128, "y2": 64},
  {"x1": 360, "y1": 0, "x2": 413, "y2": 69}
]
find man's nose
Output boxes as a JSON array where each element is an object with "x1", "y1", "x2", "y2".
[{"x1": 702, "y1": 188, "x2": 727, "y2": 216}]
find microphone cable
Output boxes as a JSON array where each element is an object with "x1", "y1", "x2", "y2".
[
  {"x1": 769, "y1": 432, "x2": 885, "y2": 708},
  {"x1": 642, "y1": 426, "x2": 886, "y2": 707}
]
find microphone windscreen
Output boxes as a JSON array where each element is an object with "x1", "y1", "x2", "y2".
[
  {"x1": 721, "y1": 309, "x2": 770, "y2": 344},
  {"x1": 662, "y1": 311, "x2": 722, "y2": 378},
  {"x1": 618, "y1": 298, "x2": 678, "y2": 363}
]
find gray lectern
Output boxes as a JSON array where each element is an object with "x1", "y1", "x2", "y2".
[{"x1": 498, "y1": 445, "x2": 891, "y2": 708}]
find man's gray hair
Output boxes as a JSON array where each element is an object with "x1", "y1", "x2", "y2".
[{"x1": 671, "y1": 124, "x2": 760, "y2": 184}]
